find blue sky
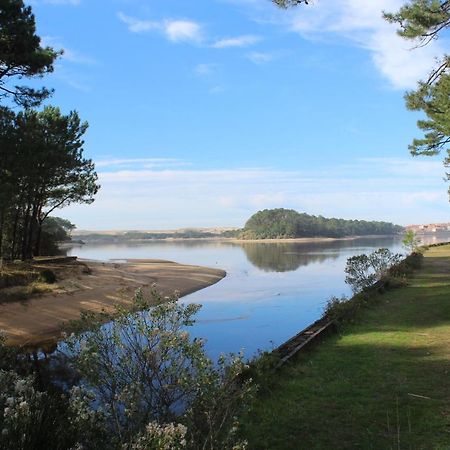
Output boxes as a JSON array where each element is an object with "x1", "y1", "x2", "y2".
[{"x1": 26, "y1": 0, "x2": 449, "y2": 229}]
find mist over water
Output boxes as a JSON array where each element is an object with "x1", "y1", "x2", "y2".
[{"x1": 68, "y1": 234, "x2": 450, "y2": 359}]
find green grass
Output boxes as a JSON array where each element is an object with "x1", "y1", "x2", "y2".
[{"x1": 243, "y1": 244, "x2": 450, "y2": 450}]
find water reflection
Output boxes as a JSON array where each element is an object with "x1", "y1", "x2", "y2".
[
  {"x1": 239, "y1": 242, "x2": 339, "y2": 272},
  {"x1": 66, "y1": 234, "x2": 450, "y2": 358}
]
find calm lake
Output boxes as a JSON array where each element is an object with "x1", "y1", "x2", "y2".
[{"x1": 68, "y1": 234, "x2": 449, "y2": 360}]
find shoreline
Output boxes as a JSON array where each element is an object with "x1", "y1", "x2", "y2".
[
  {"x1": 0, "y1": 259, "x2": 225, "y2": 350},
  {"x1": 228, "y1": 234, "x2": 399, "y2": 243},
  {"x1": 69, "y1": 234, "x2": 402, "y2": 245}
]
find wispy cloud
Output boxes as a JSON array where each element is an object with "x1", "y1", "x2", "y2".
[
  {"x1": 277, "y1": 0, "x2": 444, "y2": 89},
  {"x1": 209, "y1": 85, "x2": 225, "y2": 94},
  {"x1": 96, "y1": 158, "x2": 188, "y2": 169},
  {"x1": 117, "y1": 12, "x2": 159, "y2": 33},
  {"x1": 194, "y1": 63, "x2": 218, "y2": 76},
  {"x1": 212, "y1": 34, "x2": 261, "y2": 48},
  {"x1": 227, "y1": 0, "x2": 444, "y2": 89},
  {"x1": 117, "y1": 12, "x2": 203, "y2": 44},
  {"x1": 246, "y1": 51, "x2": 274, "y2": 64},
  {"x1": 33, "y1": 0, "x2": 80, "y2": 5},
  {"x1": 42, "y1": 36, "x2": 97, "y2": 65},
  {"x1": 64, "y1": 157, "x2": 449, "y2": 229},
  {"x1": 51, "y1": 64, "x2": 91, "y2": 92}
]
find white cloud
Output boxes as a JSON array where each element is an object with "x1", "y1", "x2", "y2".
[
  {"x1": 280, "y1": 0, "x2": 445, "y2": 89},
  {"x1": 118, "y1": 12, "x2": 203, "y2": 44},
  {"x1": 212, "y1": 34, "x2": 261, "y2": 48},
  {"x1": 63, "y1": 157, "x2": 449, "y2": 229},
  {"x1": 164, "y1": 20, "x2": 203, "y2": 43},
  {"x1": 117, "y1": 12, "x2": 160, "y2": 33},
  {"x1": 246, "y1": 51, "x2": 274, "y2": 64}
]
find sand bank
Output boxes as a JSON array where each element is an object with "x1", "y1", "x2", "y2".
[{"x1": 0, "y1": 259, "x2": 225, "y2": 349}]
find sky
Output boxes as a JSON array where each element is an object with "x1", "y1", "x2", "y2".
[{"x1": 25, "y1": 0, "x2": 450, "y2": 229}]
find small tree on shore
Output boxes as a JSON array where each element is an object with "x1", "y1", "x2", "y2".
[
  {"x1": 345, "y1": 248, "x2": 402, "y2": 293},
  {"x1": 402, "y1": 230, "x2": 422, "y2": 254}
]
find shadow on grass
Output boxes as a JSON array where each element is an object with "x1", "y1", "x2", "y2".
[
  {"x1": 245, "y1": 340, "x2": 450, "y2": 450},
  {"x1": 244, "y1": 254, "x2": 450, "y2": 450}
]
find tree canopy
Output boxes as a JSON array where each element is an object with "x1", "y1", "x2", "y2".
[
  {"x1": 384, "y1": 1, "x2": 450, "y2": 193},
  {"x1": 241, "y1": 208, "x2": 403, "y2": 239},
  {"x1": 0, "y1": 0, "x2": 60, "y2": 106},
  {"x1": 0, "y1": 106, "x2": 99, "y2": 260}
]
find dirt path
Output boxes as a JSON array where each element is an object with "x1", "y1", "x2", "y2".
[{"x1": 0, "y1": 259, "x2": 225, "y2": 349}]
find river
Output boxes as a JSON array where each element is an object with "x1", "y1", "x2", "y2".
[{"x1": 67, "y1": 234, "x2": 449, "y2": 360}]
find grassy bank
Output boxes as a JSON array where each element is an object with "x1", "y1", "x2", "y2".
[{"x1": 244, "y1": 244, "x2": 450, "y2": 449}]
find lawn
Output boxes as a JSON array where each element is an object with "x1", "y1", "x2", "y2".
[{"x1": 243, "y1": 244, "x2": 450, "y2": 450}]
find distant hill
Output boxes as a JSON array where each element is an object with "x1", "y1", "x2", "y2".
[
  {"x1": 72, "y1": 227, "x2": 240, "y2": 242},
  {"x1": 240, "y1": 209, "x2": 403, "y2": 240},
  {"x1": 72, "y1": 212, "x2": 404, "y2": 243}
]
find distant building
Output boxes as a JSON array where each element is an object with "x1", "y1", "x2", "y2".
[{"x1": 406, "y1": 223, "x2": 450, "y2": 233}]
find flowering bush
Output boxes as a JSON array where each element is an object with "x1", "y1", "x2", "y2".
[
  {"x1": 64, "y1": 289, "x2": 255, "y2": 449},
  {"x1": 0, "y1": 289, "x2": 255, "y2": 449},
  {"x1": 0, "y1": 370, "x2": 45, "y2": 450}
]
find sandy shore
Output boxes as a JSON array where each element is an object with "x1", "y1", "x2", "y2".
[{"x1": 0, "y1": 259, "x2": 225, "y2": 349}]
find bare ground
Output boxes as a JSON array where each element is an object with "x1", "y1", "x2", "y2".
[{"x1": 0, "y1": 259, "x2": 225, "y2": 349}]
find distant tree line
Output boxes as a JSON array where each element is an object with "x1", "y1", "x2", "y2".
[
  {"x1": 0, "y1": 1, "x2": 99, "y2": 260},
  {"x1": 241, "y1": 209, "x2": 403, "y2": 239},
  {"x1": 78, "y1": 229, "x2": 239, "y2": 242}
]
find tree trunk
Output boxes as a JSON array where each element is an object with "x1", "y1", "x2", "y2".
[
  {"x1": 0, "y1": 207, "x2": 4, "y2": 262},
  {"x1": 21, "y1": 204, "x2": 31, "y2": 260},
  {"x1": 34, "y1": 220, "x2": 43, "y2": 256},
  {"x1": 10, "y1": 206, "x2": 20, "y2": 260}
]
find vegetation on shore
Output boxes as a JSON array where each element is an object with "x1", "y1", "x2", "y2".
[
  {"x1": 240, "y1": 208, "x2": 403, "y2": 240},
  {"x1": 242, "y1": 243, "x2": 450, "y2": 449},
  {"x1": 0, "y1": 257, "x2": 87, "y2": 304},
  {"x1": 0, "y1": 1, "x2": 99, "y2": 262},
  {"x1": 0, "y1": 292, "x2": 254, "y2": 450},
  {"x1": 75, "y1": 209, "x2": 403, "y2": 243},
  {"x1": 76, "y1": 228, "x2": 239, "y2": 243}
]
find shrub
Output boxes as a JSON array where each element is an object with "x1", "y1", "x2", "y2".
[
  {"x1": 0, "y1": 290, "x2": 256, "y2": 449},
  {"x1": 38, "y1": 269, "x2": 56, "y2": 284},
  {"x1": 64, "y1": 289, "x2": 255, "y2": 449},
  {"x1": 402, "y1": 230, "x2": 422, "y2": 254},
  {"x1": 345, "y1": 248, "x2": 402, "y2": 293},
  {"x1": 325, "y1": 252, "x2": 424, "y2": 324}
]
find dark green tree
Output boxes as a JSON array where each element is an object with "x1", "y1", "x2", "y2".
[
  {"x1": 241, "y1": 208, "x2": 403, "y2": 240},
  {"x1": 17, "y1": 106, "x2": 99, "y2": 258},
  {"x1": 384, "y1": 1, "x2": 450, "y2": 192},
  {"x1": 0, "y1": 0, "x2": 61, "y2": 106},
  {"x1": 40, "y1": 216, "x2": 76, "y2": 255},
  {"x1": 0, "y1": 107, "x2": 99, "y2": 260}
]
